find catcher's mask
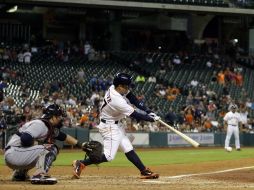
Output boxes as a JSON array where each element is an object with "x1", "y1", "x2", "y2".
[{"x1": 41, "y1": 104, "x2": 67, "y2": 120}]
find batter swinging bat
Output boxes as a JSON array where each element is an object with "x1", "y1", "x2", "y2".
[{"x1": 158, "y1": 120, "x2": 200, "y2": 148}]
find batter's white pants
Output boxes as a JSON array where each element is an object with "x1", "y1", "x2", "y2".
[
  {"x1": 224, "y1": 125, "x2": 240, "y2": 149},
  {"x1": 97, "y1": 122, "x2": 133, "y2": 161}
]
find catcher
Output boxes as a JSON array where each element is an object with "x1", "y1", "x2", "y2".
[
  {"x1": 4, "y1": 103, "x2": 86, "y2": 184},
  {"x1": 72, "y1": 73, "x2": 160, "y2": 179}
]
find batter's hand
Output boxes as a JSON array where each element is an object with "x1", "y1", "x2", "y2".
[{"x1": 148, "y1": 113, "x2": 161, "y2": 121}]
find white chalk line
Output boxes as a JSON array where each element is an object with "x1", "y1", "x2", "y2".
[{"x1": 143, "y1": 166, "x2": 254, "y2": 183}]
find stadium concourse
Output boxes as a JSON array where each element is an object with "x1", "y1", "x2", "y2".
[{"x1": 0, "y1": 43, "x2": 254, "y2": 134}]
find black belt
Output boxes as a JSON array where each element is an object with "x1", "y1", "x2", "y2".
[
  {"x1": 101, "y1": 119, "x2": 118, "y2": 124},
  {"x1": 229, "y1": 124, "x2": 237, "y2": 126}
]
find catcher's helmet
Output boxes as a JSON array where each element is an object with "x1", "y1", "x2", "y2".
[
  {"x1": 41, "y1": 104, "x2": 66, "y2": 119},
  {"x1": 113, "y1": 73, "x2": 132, "y2": 87}
]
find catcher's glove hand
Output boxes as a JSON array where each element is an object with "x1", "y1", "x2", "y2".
[{"x1": 82, "y1": 141, "x2": 103, "y2": 164}]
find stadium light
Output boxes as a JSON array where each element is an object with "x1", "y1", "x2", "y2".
[{"x1": 7, "y1": 5, "x2": 18, "y2": 13}]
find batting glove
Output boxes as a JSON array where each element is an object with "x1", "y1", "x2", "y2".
[{"x1": 148, "y1": 113, "x2": 161, "y2": 121}]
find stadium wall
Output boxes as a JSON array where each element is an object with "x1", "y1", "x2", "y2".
[
  {"x1": 2, "y1": 127, "x2": 252, "y2": 149},
  {"x1": 56, "y1": 128, "x2": 253, "y2": 148}
]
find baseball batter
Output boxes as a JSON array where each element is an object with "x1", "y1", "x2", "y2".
[
  {"x1": 224, "y1": 104, "x2": 242, "y2": 151},
  {"x1": 72, "y1": 73, "x2": 160, "y2": 179},
  {"x1": 4, "y1": 104, "x2": 84, "y2": 184}
]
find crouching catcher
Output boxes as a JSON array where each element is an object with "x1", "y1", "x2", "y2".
[{"x1": 4, "y1": 104, "x2": 86, "y2": 185}]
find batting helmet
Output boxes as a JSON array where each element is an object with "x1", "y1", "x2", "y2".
[
  {"x1": 113, "y1": 73, "x2": 132, "y2": 87},
  {"x1": 41, "y1": 104, "x2": 66, "y2": 119}
]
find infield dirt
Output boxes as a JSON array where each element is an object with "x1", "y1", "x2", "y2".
[{"x1": 1, "y1": 155, "x2": 254, "y2": 190}]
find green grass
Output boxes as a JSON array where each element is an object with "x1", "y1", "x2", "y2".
[{"x1": 1, "y1": 148, "x2": 254, "y2": 167}]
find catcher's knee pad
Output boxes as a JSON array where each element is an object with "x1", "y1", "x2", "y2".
[{"x1": 36, "y1": 144, "x2": 58, "y2": 174}]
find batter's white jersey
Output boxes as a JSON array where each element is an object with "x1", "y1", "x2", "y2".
[
  {"x1": 98, "y1": 85, "x2": 135, "y2": 161},
  {"x1": 100, "y1": 85, "x2": 134, "y2": 121}
]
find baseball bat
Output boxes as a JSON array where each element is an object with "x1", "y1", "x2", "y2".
[{"x1": 158, "y1": 120, "x2": 200, "y2": 148}]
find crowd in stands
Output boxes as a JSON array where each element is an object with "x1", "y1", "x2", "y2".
[{"x1": 0, "y1": 40, "x2": 254, "y2": 134}]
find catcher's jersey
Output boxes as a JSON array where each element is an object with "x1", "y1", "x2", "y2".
[
  {"x1": 6, "y1": 120, "x2": 49, "y2": 147},
  {"x1": 223, "y1": 111, "x2": 241, "y2": 126},
  {"x1": 100, "y1": 85, "x2": 134, "y2": 121}
]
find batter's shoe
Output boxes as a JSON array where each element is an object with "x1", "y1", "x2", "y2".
[
  {"x1": 140, "y1": 168, "x2": 159, "y2": 179},
  {"x1": 12, "y1": 169, "x2": 30, "y2": 181},
  {"x1": 72, "y1": 160, "x2": 85, "y2": 179},
  {"x1": 30, "y1": 173, "x2": 57, "y2": 185},
  {"x1": 236, "y1": 148, "x2": 241, "y2": 151}
]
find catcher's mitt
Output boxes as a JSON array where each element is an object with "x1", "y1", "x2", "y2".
[{"x1": 82, "y1": 141, "x2": 103, "y2": 164}]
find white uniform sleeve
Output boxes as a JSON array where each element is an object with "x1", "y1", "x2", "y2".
[
  {"x1": 223, "y1": 113, "x2": 229, "y2": 121},
  {"x1": 112, "y1": 98, "x2": 134, "y2": 116}
]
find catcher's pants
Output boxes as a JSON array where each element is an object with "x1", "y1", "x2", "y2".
[
  {"x1": 5, "y1": 145, "x2": 46, "y2": 170},
  {"x1": 97, "y1": 122, "x2": 133, "y2": 161},
  {"x1": 224, "y1": 125, "x2": 240, "y2": 149},
  {"x1": 4, "y1": 144, "x2": 57, "y2": 173}
]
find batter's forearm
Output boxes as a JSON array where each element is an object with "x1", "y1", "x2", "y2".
[
  {"x1": 126, "y1": 92, "x2": 151, "y2": 113},
  {"x1": 130, "y1": 111, "x2": 154, "y2": 122}
]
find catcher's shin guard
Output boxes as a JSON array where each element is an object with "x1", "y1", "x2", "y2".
[
  {"x1": 140, "y1": 168, "x2": 159, "y2": 179},
  {"x1": 72, "y1": 160, "x2": 85, "y2": 179},
  {"x1": 35, "y1": 144, "x2": 58, "y2": 175}
]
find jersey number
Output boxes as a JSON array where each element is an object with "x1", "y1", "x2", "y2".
[{"x1": 101, "y1": 91, "x2": 111, "y2": 111}]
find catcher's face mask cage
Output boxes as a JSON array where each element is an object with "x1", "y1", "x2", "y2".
[{"x1": 41, "y1": 104, "x2": 67, "y2": 119}]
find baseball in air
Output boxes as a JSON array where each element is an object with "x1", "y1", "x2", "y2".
[{"x1": 225, "y1": 147, "x2": 232, "y2": 152}]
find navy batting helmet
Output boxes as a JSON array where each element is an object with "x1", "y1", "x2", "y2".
[
  {"x1": 113, "y1": 73, "x2": 132, "y2": 87},
  {"x1": 42, "y1": 104, "x2": 67, "y2": 119}
]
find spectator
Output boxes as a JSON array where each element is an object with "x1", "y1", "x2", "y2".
[
  {"x1": 84, "y1": 41, "x2": 91, "y2": 57},
  {"x1": 145, "y1": 54, "x2": 153, "y2": 64},
  {"x1": 206, "y1": 60, "x2": 212, "y2": 68},
  {"x1": 217, "y1": 70, "x2": 225, "y2": 85},
  {"x1": 77, "y1": 68, "x2": 85, "y2": 84},
  {"x1": 90, "y1": 91, "x2": 100, "y2": 106},
  {"x1": 184, "y1": 105, "x2": 195, "y2": 129},
  {"x1": 135, "y1": 75, "x2": 145, "y2": 83},
  {"x1": 23, "y1": 49, "x2": 32, "y2": 64},
  {"x1": 17, "y1": 51, "x2": 24, "y2": 63},
  {"x1": 190, "y1": 79, "x2": 199, "y2": 88},
  {"x1": 172, "y1": 55, "x2": 181, "y2": 65},
  {"x1": 148, "y1": 75, "x2": 156, "y2": 83},
  {"x1": 235, "y1": 72, "x2": 243, "y2": 86},
  {"x1": 206, "y1": 100, "x2": 217, "y2": 120},
  {"x1": 239, "y1": 103, "x2": 248, "y2": 132}
]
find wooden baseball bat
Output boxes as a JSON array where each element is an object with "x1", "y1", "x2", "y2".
[{"x1": 158, "y1": 120, "x2": 200, "y2": 148}]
